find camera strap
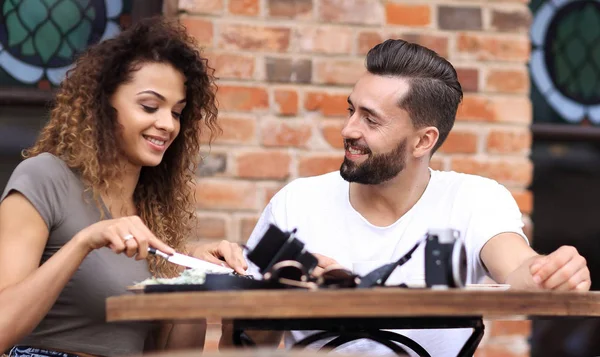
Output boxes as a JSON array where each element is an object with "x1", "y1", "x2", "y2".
[{"x1": 356, "y1": 235, "x2": 427, "y2": 288}]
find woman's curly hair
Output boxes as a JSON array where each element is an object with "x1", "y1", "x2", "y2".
[{"x1": 24, "y1": 17, "x2": 219, "y2": 277}]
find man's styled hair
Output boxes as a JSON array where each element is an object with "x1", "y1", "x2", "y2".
[{"x1": 365, "y1": 39, "x2": 463, "y2": 153}]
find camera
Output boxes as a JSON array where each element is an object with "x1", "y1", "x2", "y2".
[
  {"x1": 246, "y1": 224, "x2": 318, "y2": 279},
  {"x1": 424, "y1": 229, "x2": 467, "y2": 288}
]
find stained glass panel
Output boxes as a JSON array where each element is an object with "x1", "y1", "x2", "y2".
[
  {"x1": 0, "y1": 0, "x2": 132, "y2": 89},
  {"x1": 530, "y1": 0, "x2": 600, "y2": 125}
]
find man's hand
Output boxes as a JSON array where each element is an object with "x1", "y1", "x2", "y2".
[
  {"x1": 311, "y1": 253, "x2": 347, "y2": 277},
  {"x1": 506, "y1": 245, "x2": 590, "y2": 291},
  {"x1": 529, "y1": 246, "x2": 590, "y2": 291},
  {"x1": 191, "y1": 240, "x2": 248, "y2": 274}
]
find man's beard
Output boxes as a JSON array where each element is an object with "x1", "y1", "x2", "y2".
[{"x1": 340, "y1": 138, "x2": 407, "y2": 185}]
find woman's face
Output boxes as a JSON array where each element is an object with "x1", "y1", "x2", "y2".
[{"x1": 110, "y1": 62, "x2": 186, "y2": 168}]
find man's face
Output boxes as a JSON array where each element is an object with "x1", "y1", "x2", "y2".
[{"x1": 340, "y1": 73, "x2": 416, "y2": 185}]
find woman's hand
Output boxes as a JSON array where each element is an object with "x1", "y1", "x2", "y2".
[
  {"x1": 191, "y1": 240, "x2": 247, "y2": 274},
  {"x1": 74, "y1": 215, "x2": 175, "y2": 259}
]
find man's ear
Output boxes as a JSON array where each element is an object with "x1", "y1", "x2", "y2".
[{"x1": 412, "y1": 126, "x2": 439, "y2": 158}]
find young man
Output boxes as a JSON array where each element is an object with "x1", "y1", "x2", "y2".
[{"x1": 242, "y1": 39, "x2": 591, "y2": 356}]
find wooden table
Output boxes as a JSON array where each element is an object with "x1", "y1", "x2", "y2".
[{"x1": 106, "y1": 289, "x2": 600, "y2": 357}]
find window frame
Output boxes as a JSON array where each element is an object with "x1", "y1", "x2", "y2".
[{"x1": 0, "y1": 0, "x2": 165, "y2": 106}]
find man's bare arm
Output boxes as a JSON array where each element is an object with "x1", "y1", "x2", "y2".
[{"x1": 480, "y1": 232, "x2": 590, "y2": 291}]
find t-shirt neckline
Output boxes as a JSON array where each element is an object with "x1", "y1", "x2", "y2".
[{"x1": 343, "y1": 168, "x2": 436, "y2": 230}]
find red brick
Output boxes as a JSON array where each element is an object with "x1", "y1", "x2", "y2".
[
  {"x1": 438, "y1": 6, "x2": 482, "y2": 30},
  {"x1": 357, "y1": 31, "x2": 383, "y2": 55},
  {"x1": 265, "y1": 57, "x2": 312, "y2": 84},
  {"x1": 195, "y1": 179, "x2": 257, "y2": 210},
  {"x1": 298, "y1": 154, "x2": 344, "y2": 177},
  {"x1": 438, "y1": 130, "x2": 478, "y2": 154},
  {"x1": 219, "y1": 24, "x2": 291, "y2": 52},
  {"x1": 457, "y1": 95, "x2": 531, "y2": 124},
  {"x1": 263, "y1": 184, "x2": 285, "y2": 205},
  {"x1": 237, "y1": 151, "x2": 292, "y2": 179},
  {"x1": 296, "y1": 26, "x2": 353, "y2": 54},
  {"x1": 456, "y1": 67, "x2": 479, "y2": 92},
  {"x1": 194, "y1": 215, "x2": 227, "y2": 239},
  {"x1": 491, "y1": 96, "x2": 532, "y2": 124},
  {"x1": 196, "y1": 152, "x2": 227, "y2": 176},
  {"x1": 229, "y1": 0, "x2": 259, "y2": 15},
  {"x1": 321, "y1": 120, "x2": 345, "y2": 149},
  {"x1": 523, "y1": 215, "x2": 533, "y2": 241},
  {"x1": 179, "y1": 0, "x2": 223, "y2": 14},
  {"x1": 261, "y1": 120, "x2": 312, "y2": 148},
  {"x1": 386, "y1": 3, "x2": 431, "y2": 27},
  {"x1": 314, "y1": 58, "x2": 365, "y2": 85},
  {"x1": 268, "y1": 0, "x2": 313, "y2": 19},
  {"x1": 486, "y1": 68, "x2": 529, "y2": 94},
  {"x1": 205, "y1": 51, "x2": 255, "y2": 80},
  {"x1": 320, "y1": 0, "x2": 383, "y2": 25},
  {"x1": 430, "y1": 157, "x2": 444, "y2": 171},
  {"x1": 181, "y1": 17, "x2": 214, "y2": 47},
  {"x1": 274, "y1": 89, "x2": 298, "y2": 116},
  {"x1": 201, "y1": 115, "x2": 256, "y2": 144},
  {"x1": 457, "y1": 33, "x2": 530, "y2": 62},
  {"x1": 457, "y1": 94, "x2": 495, "y2": 122},
  {"x1": 304, "y1": 92, "x2": 348, "y2": 117},
  {"x1": 475, "y1": 345, "x2": 529, "y2": 357},
  {"x1": 510, "y1": 190, "x2": 533, "y2": 214},
  {"x1": 239, "y1": 216, "x2": 260, "y2": 242},
  {"x1": 396, "y1": 33, "x2": 449, "y2": 58},
  {"x1": 450, "y1": 157, "x2": 532, "y2": 186},
  {"x1": 217, "y1": 85, "x2": 269, "y2": 112},
  {"x1": 491, "y1": 8, "x2": 532, "y2": 33},
  {"x1": 486, "y1": 128, "x2": 531, "y2": 154}
]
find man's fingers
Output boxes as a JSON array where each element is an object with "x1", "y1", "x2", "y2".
[
  {"x1": 531, "y1": 247, "x2": 575, "y2": 284},
  {"x1": 553, "y1": 267, "x2": 591, "y2": 291},
  {"x1": 529, "y1": 257, "x2": 547, "y2": 276},
  {"x1": 542, "y1": 256, "x2": 587, "y2": 289},
  {"x1": 575, "y1": 280, "x2": 592, "y2": 292}
]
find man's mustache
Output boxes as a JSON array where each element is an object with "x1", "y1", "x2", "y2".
[{"x1": 344, "y1": 139, "x2": 371, "y2": 154}]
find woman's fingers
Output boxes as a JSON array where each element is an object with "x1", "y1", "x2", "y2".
[
  {"x1": 105, "y1": 224, "x2": 126, "y2": 254},
  {"x1": 126, "y1": 219, "x2": 152, "y2": 260},
  {"x1": 218, "y1": 241, "x2": 247, "y2": 274},
  {"x1": 128, "y1": 216, "x2": 175, "y2": 255},
  {"x1": 114, "y1": 222, "x2": 138, "y2": 258}
]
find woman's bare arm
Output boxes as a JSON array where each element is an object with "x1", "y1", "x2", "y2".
[{"x1": 0, "y1": 193, "x2": 93, "y2": 351}]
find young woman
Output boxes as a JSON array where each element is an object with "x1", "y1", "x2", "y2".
[{"x1": 0, "y1": 17, "x2": 247, "y2": 356}]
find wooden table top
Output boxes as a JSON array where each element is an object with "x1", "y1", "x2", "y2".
[
  {"x1": 106, "y1": 288, "x2": 600, "y2": 322},
  {"x1": 137, "y1": 349, "x2": 356, "y2": 357}
]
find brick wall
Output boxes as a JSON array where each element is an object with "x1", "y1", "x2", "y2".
[{"x1": 177, "y1": 0, "x2": 533, "y2": 355}]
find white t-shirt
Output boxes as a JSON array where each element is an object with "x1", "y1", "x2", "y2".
[{"x1": 245, "y1": 169, "x2": 528, "y2": 357}]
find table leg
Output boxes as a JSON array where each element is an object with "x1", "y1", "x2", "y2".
[
  {"x1": 232, "y1": 328, "x2": 256, "y2": 347},
  {"x1": 456, "y1": 318, "x2": 485, "y2": 357},
  {"x1": 294, "y1": 330, "x2": 426, "y2": 356},
  {"x1": 322, "y1": 331, "x2": 426, "y2": 356},
  {"x1": 232, "y1": 317, "x2": 485, "y2": 356}
]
